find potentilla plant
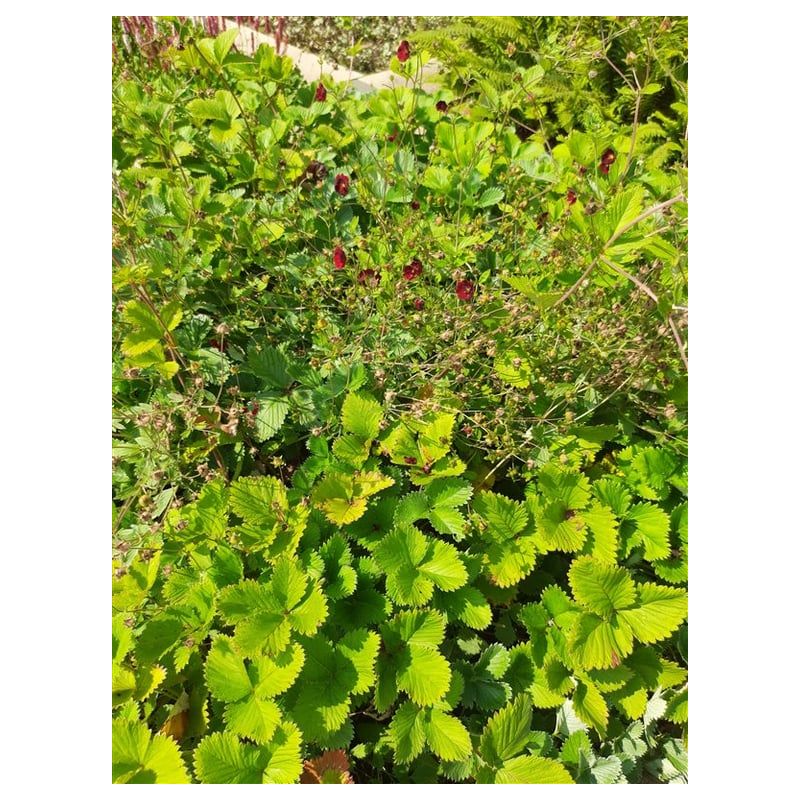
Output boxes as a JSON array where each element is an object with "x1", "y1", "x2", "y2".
[{"x1": 113, "y1": 22, "x2": 687, "y2": 783}]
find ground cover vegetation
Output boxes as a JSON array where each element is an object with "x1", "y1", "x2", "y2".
[{"x1": 112, "y1": 16, "x2": 688, "y2": 784}]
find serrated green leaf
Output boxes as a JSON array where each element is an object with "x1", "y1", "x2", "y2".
[
  {"x1": 135, "y1": 614, "x2": 184, "y2": 665},
  {"x1": 390, "y1": 702, "x2": 426, "y2": 764},
  {"x1": 205, "y1": 636, "x2": 252, "y2": 702},
  {"x1": 229, "y1": 476, "x2": 287, "y2": 527},
  {"x1": 592, "y1": 478, "x2": 632, "y2": 518},
  {"x1": 476, "y1": 186, "x2": 504, "y2": 208},
  {"x1": 591, "y1": 755, "x2": 623, "y2": 784},
  {"x1": 494, "y1": 755, "x2": 574, "y2": 784},
  {"x1": 253, "y1": 392, "x2": 289, "y2": 441},
  {"x1": 341, "y1": 392, "x2": 383, "y2": 440},
  {"x1": 541, "y1": 585, "x2": 581, "y2": 628},
  {"x1": 583, "y1": 503, "x2": 619, "y2": 563},
  {"x1": 570, "y1": 612, "x2": 634, "y2": 670},
  {"x1": 554, "y1": 698, "x2": 589, "y2": 738},
  {"x1": 247, "y1": 345, "x2": 292, "y2": 388},
  {"x1": 435, "y1": 585, "x2": 492, "y2": 629},
  {"x1": 569, "y1": 556, "x2": 637, "y2": 615},
  {"x1": 534, "y1": 500, "x2": 588, "y2": 552},
  {"x1": 386, "y1": 608, "x2": 447, "y2": 648},
  {"x1": 224, "y1": 695, "x2": 281, "y2": 744},
  {"x1": 473, "y1": 491, "x2": 529, "y2": 540},
  {"x1": 573, "y1": 680, "x2": 608, "y2": 736},
  {"x1": 618, "y1": 583, "x2": 688, "y2": 643},
  {"x1": 665, "y1": 688, "x2": 688, "y2": 724},
  {"x1": 537, "y1": 463, "x2": 591, "y2": 507},
  {"x1": 420, "y1": 539, "x2": 469, "y2": 590},
  {"x1": 480, "y1": 694, "x2": 531, "y2": 765},
  {"x1": 262, "y1": 722, "x2": 304, "y2": 783},
  {"x1": 396, "y1": 645, "x2": 452, "y2": 706},
  {"x1": 429, "y1": 505, "x2": 468, "y2": 538},
  {"x1": 288, "y1": 584, "x2": 328, "y2": 635},
  {"x1": 375, "y1": 525, "x2": 467, "y2": 606},
  {"x1": 337, "y1": 629, "x2": 381, "y2": 693},
  {"x1": 332, "y1": 433, "x2": 371, "y2": 467},
  {"x1": 628, "y1": 503, "x2": 671, "y2": 561},
  {"x1": 253, "y1": 643, "x2": 305, "y2": 697},
  {"x1": 113, "y1": 720, "x2": 190, "y2": 784},
  {"x1": 194, "y1": 732, "x2": 263, "y2": 784},
  {"x1": 112, "y1": 614, "x2": 133, "y2": 664},
  {"x1": 560, "y1": 729, "x2": 592, "y2": 766},
  {"x1": 425, "y1": 708, "x2": 472, "y2": 761},
  {"x1": 543, "y1": 658, "x2": 572, "y2": 695}
]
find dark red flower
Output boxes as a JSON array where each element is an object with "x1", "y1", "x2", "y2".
[
  {"x1": 387, "y1": 132, "x2": 397, "y2": 142},
  {"x1": 357, "y1": 268, "x2": 379, "y2": 286},
  {"x1": 397, "y1": 40, "x2": 411, "y2": 62},
  {"x1": 403, "y1": 259, "x2": 423, "y2": 281},
  {"x1": 314, "y1": 83, "x2": 327, "y2": 102},
  {"x1": 600, "y1": 147, "x2": 616, "y2": 166},
  {"x1": 566, "y1": 189, "x2": 577, "y2": 205},
  {"x1": 599, "y1": 148, "x2": 616, "y2": 174},
  {"x1": 334, "y1": 174, "x2": 350, "y2": 196},
  {"x1": 333, "y1": 246, "x2": 346, "y2": 270},
  {"x1": 404, "y1": 456, "x2": 417, "y2": 465},
  {"x1": 455, "y1": 279, "x2": 475, "y2": 301},
  {"x1": 436, "y1": 100, "x2": 448, "y2": 112},
  {"x1": 410, "y1": 200, "x2": 420, "y2": 210},
  {"x1": 413, "y1": 297, "x2": 425, "y2": 310}
]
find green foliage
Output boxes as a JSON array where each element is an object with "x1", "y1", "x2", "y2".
[
  {"x1": 112, "y1": 407, "x2": 687, "y2": 781},
  {"x1": 113, "y1": 20, "x2": 687, "y2": 784}
]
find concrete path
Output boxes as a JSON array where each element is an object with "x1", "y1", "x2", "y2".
[{"x1": 213, "y1": 17, "x2": 441, "y2": 93}]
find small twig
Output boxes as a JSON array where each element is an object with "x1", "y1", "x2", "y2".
[
  {"x1": 667, "y1": 315, "x2": 690, "y2": 372},
  {"x1": 625, "y1": 50, "x2": 651, "y2": 174},
  {"x1": 553, "y1": 258, "x2": 599, "y2": 307},
  {"x1": 599, "y1": 257, "x2": 659, "y2": 304}
]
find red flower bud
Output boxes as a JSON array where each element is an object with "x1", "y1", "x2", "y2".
[
  {"x1": 404, "y1": 456, "x2": 417, "y2": 465},
  {"x1": 387, "y1": 132, "x2": 397, "y2": 142},
  {"x1": 334, "y1": 174, "x2": 350, "y2": 196},
  {"x1": 599, "y1": 148, "x2": 616, "y2": 174},
  {"x1": 397, "y1": 40, "x2": 411, "y2": 62},
  {"x1": 410, "y1": 200, "x2": 420, "y2": 210},
  {"x1": 455, "y1": 279, "x2": 475, "y2": 301},
  {"x1": 403, "y1": 259, "x2": 423, "y2": 281},
  {"x1": 314, "y1": 83, "x2": 327, "y2": 102},
  {"x1": 436, "y1": 100, "x2": 448, "y2": 112},
  {"x1": 413, "y1": 297, "x2": 424, "y2": 310},
  {"x1": 333, "y1": 246, "x2": 346, "y2": 270},
  {"x1": 566, "y1": 189, "x2": 577, "y2": 205},
  {"x1": 601, "y1": 147, "x2": 616, "y2": 166}
]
